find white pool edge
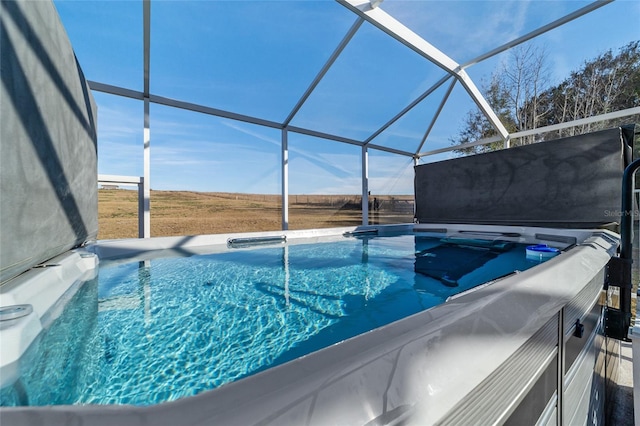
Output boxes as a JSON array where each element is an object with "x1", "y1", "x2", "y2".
[{"x1": 0, "y1": 250, "x2": 98, "y2": 388}]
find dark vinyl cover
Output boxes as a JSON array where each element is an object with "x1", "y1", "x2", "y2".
[
  {"x1": 0, "y1": 1, "x2": 98, "y2": 283},
  {"x1": 414, "y1": 126, "x2": 635, "y2": 228}
]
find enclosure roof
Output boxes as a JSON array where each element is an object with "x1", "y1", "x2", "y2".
[{"x1": 54, "y1": 0, "x2": 639, "y2": 160}]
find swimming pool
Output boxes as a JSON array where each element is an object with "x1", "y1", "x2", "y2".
[
  {"x1": 0, "y1": 223, "x2": 619, "y2": 425},
  {"x1": 1, "y1": 232, "x2": 551, "y2": 407}
]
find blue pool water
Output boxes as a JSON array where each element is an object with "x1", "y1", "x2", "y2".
[{"x1": 1, "y1": 234, "x2": 553, "y2": 406}]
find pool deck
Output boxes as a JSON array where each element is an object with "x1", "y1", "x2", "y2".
[{"x1": 611, "y1": 340, "x2": 634, "y2": 425}]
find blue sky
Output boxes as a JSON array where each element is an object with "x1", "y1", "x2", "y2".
[{"x1": 53, "y1": 0, "x2": 640, "y2": 195}]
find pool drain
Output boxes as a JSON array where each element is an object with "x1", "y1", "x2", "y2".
[{"x1": 0, "y1": 304, "x2": 33, "y2": 321}]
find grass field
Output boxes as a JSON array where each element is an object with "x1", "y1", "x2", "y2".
[{"x1": 98, "y1": 189, "x2": 414, "y2": 240}]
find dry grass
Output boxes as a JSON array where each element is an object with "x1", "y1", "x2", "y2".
[{"x1": 98, "y1": 189, "x2": 414, "y2": 240}]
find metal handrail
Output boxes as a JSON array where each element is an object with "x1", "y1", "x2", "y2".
[{"x1": 605, "y1": 159, "x2": 640, "y2": 341}]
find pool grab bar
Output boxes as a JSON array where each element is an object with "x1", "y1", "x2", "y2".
[
  {"x1": 0, "y1": 304, "x2": 33, "y2": 321},
  {"x1": 343, "y1": 229, "x2": 378, "y2": 237},
  {"x1": 458, "y1": 230, "x2": 521, "y2": 238},
  {"x1": 412, "y1": 227, "x2": 448, "y2": 234},
  {"x1": 227, "y1": 235, "x2": 286, "y2": 248}
]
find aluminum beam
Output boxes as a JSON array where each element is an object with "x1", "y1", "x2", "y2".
[
  {"x1": 143, "y1": 98, "x2": 151, "y2": 238},
  {"x1": 286, "y1": 125, "x2": 364, "y2": 146},
  {"x1": 456, "y1": 69, "x2": 510, "y2": 142},
  {"x1": 338, "y1": 0, "x2": 509, "y2": 142},
  {"x1": 417, "y1": 106, "x2": 640, "y2": 158},
  {"x1": 340, "y1": 0, "x2": 458, "y2": 71},
  {"x1": 364, "y1": 74, "x2": 452, "y2": 146},
  {"x1": 283, "y1": 18, "x2": 364, "y2": 127},
  {"x1": 150, "y1": 94, "x2": 283, "y2": 130},
  {"x1": 143, "y1": 0, "x2": 150, "y2": 97},
  {"x1": 98, "y1": 175, "x2": 143, "y2": 185},
  {"x1": 415, "y1": 78, "x2": 457, "y2": 154},
  {"x1": 361, "y1": 145, "x2": 369, "y2": 226},
  {"x1": 281, "y1": 129, "x2": 289, "y2": 230},
  {"x1": 97, "y1": 174, "x2": 147, "y2": 238},
  {"x1": 507, "y1": 106, "x2": 640, "y2": 141},
  {"x1": 88, "y1": 81, "x2": 144, "y2": 100},
  {"x1": 366, "y1": 143, "x2": 414, "y2": 158},
  {"x1": 142, "y1": 0, "x2": 151, "y2": 238},
  {"x1": 87, "y1": 80, "x2": 415, "y2": 159},
  {"x1": 417, "y1": 136, "x2": 503, "y2": 158}
]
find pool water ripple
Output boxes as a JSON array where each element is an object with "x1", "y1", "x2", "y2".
[{"x1": 1, "y1": 235, "x2": 544, "y2": 406}]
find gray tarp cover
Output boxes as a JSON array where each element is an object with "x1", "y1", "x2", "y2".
[
  {"x1": 414, "y1": 126, "x2": 635, "y2": 228},
  {"x1": 1, "y1": 1, "x2": 98, "y2": 283}
]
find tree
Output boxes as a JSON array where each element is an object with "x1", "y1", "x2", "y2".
[
  {"x1": 540, "y1": 40, "x2": 640, "y2": 137},
  {"x1": 452, "y1": 45, "x2": 550, "y2": 153},
  {"x1": 451, "y1": 41, "x2": 640, "y2": 152},
  {"x1": 501, "y1": 45, "x2": 551, "y2": 144},
  {"x1": 452, "y1": 74, "x2": 514, "y2": 155}
]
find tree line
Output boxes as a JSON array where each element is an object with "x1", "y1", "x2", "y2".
[{"x1": 453, "y1": 40, "x2": 640, "y2": 154}]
